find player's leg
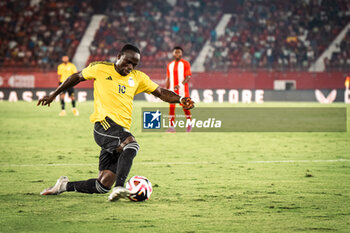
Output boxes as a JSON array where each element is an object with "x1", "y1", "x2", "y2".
[
  {"x1": 183, "y1": 108, "x2": 192, "y2": 132},
  {"x1": 59, "y1": 87, "x2": 66, "y2": 116},
  {"x1": 40, "y1": 176, "x2": 111, "y2": 195},
  {"x1": 114, "y1": 135, "x2": 138, "y2": 187},
  {"x1": 94, "y1": 117, "x2": 136, "y2": 200},
  {"x1": 64, "y1": 149, "x2": 118, "y2": 194},
  {"x1": 40, "y1": 120, "x2": 120, "y2": 195},
  {"x1": 65, "y1": 176, "x2": 112, "y2": 194},
  {"x1": 167, "y1": 104, "x2": 176, "y2": 132},
  {"x1": 40, "y1": 118, "x2": 136, "y2": 198},
  {"x1": 108, "y1": 135, "x2": 139, "y2": 201},
  {"x1": 40, "y1": 149, "x2": 117, "y2": 195},
  {"x1": 66, "y1": 120, "x2": 123, "y2": 194},
  {"x1": 183, "y1": 86, "x2": 192, "y2": 132},
  {"x1": 68, "y1": 87, "x2": 79, "y2": 116}
]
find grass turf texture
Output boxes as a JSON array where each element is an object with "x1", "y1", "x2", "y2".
[{"x1": 0, "y1": 101, "x2": 349, "y2": 233}]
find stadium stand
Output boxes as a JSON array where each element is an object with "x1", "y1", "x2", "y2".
[
  {"x1": 204, "y1": 0, "x2": 350, "y2": 71},
  {"x1": 0, "y1": 0, "x2": 93, "y2": 71},
  {"x1": 0, "y1": 0, "x2": 349, "y2": 73},
  {"x1": 326, "y1": 30, "x2": 350, "y2": 71},
  {"x1": 87, "y1": 0, "x2": 223, "y2": 68}
]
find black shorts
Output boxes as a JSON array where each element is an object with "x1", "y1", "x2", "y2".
[
  {"x1": 59, "y1": 82, "x2": 75, "y2": 96},
  {"x1": 94, "y1": 117, "x2": 133, "y2": 173}
]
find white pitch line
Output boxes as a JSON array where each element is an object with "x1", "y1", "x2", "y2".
[
  {"x1": 0, "y1": 163, "x2": 96, "y2": 167},
  {"x1": 0, "y1": 159, "x2": 350, "y2": 167},
  {"x1": 249, "y1": 159, "x2": 350, "y2": 164}
]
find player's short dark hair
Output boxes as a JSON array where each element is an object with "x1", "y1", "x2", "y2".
[
  {"x1": 120, "y1": 44, "x2": 140, "y2": 55},
  {"x1": 173, "y1": 46, "x2": 183, "y2": 52}
]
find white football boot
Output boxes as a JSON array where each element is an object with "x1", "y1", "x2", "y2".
[
  {"x1": 108, "y1": 186, "x2": 131, "y2": 202},
  {"x1": 40, "y1": 176, "x2": 69, "y2": 195}
]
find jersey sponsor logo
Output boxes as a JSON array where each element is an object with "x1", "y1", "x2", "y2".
[
  {"x1": 143, "y1": 110, "x2": 161, "y2": 129},
  {"x1": 128, "y1": 77, "x2": 135, "y2": 87},
  {"x1": 106, "y1": 76, "x2": 113, "y2": 80}
]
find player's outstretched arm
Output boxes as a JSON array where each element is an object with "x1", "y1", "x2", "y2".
[
  {"x1": 151, "y1": 87, "x2": 194, "y2": 110},
  {"x1": 37, "y1": 72, "x2": 86, "y2": 107}
]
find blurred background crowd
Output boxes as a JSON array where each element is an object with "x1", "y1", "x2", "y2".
[
  {"x1": 205, "y1": 0, "x2": 350, "y2": 71},
  {"x1": 0, "y1": 0, "x2": 349, "y2": 72},
  {"x1": 0, "y1": 0, "x2": 93, "y2": 70}
]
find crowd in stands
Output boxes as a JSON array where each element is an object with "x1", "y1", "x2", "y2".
[
  {"x1": 0, "y1": 0, "x2": 93, "y2": 71},
  {"x1": 325, "y1": 30, "x2": 350, "y2": 71},
  {"x1": 1, "y1": 0, "x2": 349, "y2": 72},
  {"x1": 204, "y1": 0, "x2": 350, "y2": 71},
  {"x1": 88, "y1": 0, "x2": 223, "y2": 68}
]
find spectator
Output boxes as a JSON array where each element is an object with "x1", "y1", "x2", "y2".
[
  {"x1": 0, "y1": 0, "x2": 93, "y2": 70},
  {"x1": 87, "y1": 0, "x2": 223, "y2": 68},
  {"x1": 205, "y1": 0, "x2": 350, "y2": 71}
]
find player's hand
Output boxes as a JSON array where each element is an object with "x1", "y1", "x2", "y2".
[
  {"x1": 37, "y1": 95, "x2": 55, "y2": 107},
  {"x1": 174, "y1": 85, "x2": 179, "y2": 90},
  {"x1": 181, "y1": 97, "x2": 195, "y2": 110}
]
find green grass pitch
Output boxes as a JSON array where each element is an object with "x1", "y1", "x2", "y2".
[{"x1": 0, "y1": 101, "x2": 349, "y2": 233}]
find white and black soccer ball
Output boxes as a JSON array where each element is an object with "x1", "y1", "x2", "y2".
[{"x1": 125, "y1": 176, "x2": 152, "y2": 202}]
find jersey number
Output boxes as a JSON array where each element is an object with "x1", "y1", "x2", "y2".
[{"x1": 118, "y1": 85, "x2": 126, "y2": 94}]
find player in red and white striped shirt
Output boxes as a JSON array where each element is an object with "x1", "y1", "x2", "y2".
[{"x1": 166, "y1": 46, "x2": 192, "y2": 132}]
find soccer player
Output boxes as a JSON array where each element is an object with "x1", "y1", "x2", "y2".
[
  {"x1": 37, "y1": 44, "x2": 194, "y2": 201},
  {"x1": 166, "y1": 46, "x2": 192, "y2": 132},
  {"x1": 57, "y1": 56, "x2": 79, "y2": 116}
]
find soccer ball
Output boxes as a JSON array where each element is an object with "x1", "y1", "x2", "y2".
[{"x1": 125, "y1": 176, "x2": 152, "y2": 202}]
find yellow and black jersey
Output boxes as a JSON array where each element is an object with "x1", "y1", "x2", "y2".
[
  {"x1": 82, "y1": 61, "x2": 159, "y2": 130},
  {"x1": 57, "y1": 62, "x2": 78, "y2": 83}
]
